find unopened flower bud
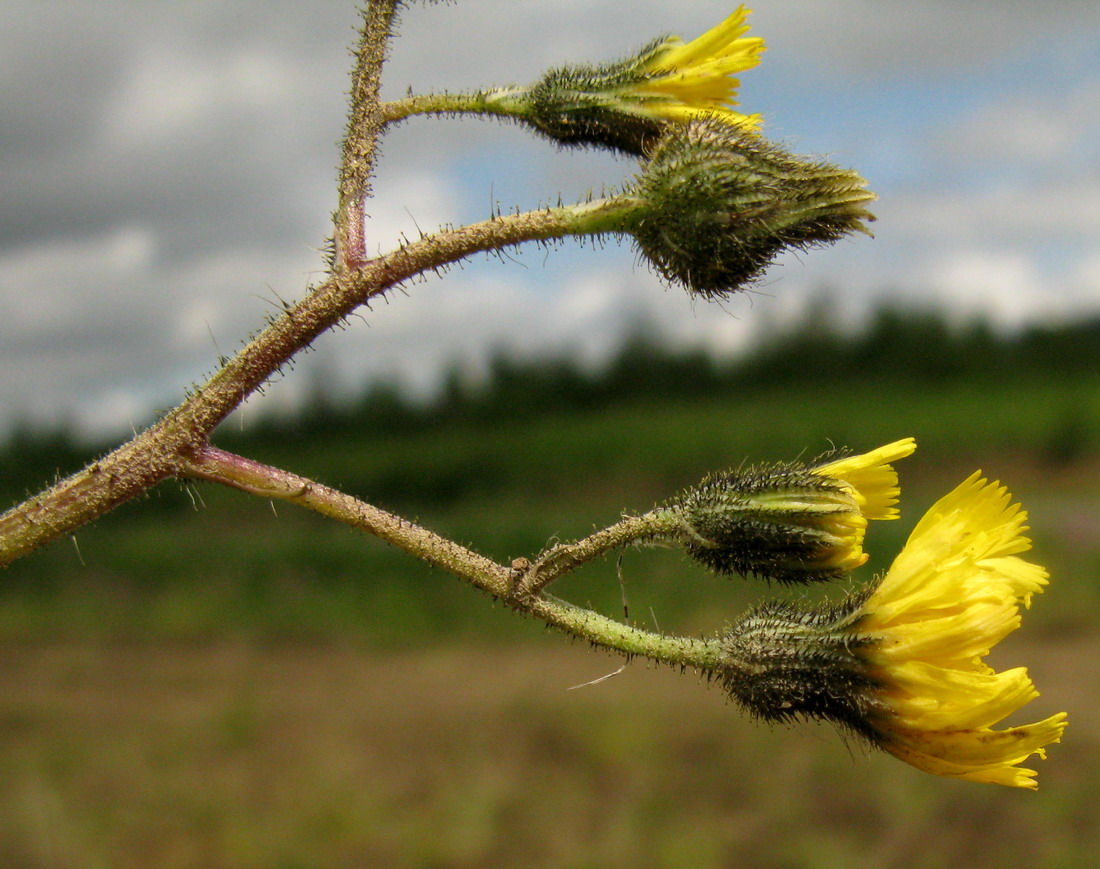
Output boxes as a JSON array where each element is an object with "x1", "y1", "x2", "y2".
[
  {"x1": 629, "y1": 119, "x2": 876, "y2": 299},
  {"x1": 720, "y1": 595, "x2": 881, "y2": 737}
]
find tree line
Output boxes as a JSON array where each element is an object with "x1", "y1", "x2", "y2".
[
  {"x1": 3, "y1": 304, "x2": 1097, "y2": 500},
  {"x1": 256, "y1": 304, "x2": 1100, "y2": 441}
]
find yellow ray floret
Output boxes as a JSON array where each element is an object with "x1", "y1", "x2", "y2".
[
  {"x1": 857, "y1": 473, "x2": 1066, "y2": 788},
  {"x1": 635, "y1": 6, "x2": 766, "y2": 127},
  {"x1": 815, "y1": 437, "x2": 917, "y2": 520},
  {"x1": 802, "y1": 437, "x2": 915, "y2": 573}
]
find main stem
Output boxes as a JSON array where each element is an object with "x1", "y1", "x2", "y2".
[{"x1": 336, "y1": 0, "x2": 401, "y2": 268}]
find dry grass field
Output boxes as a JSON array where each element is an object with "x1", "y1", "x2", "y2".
[{"x1": 0, "y1": 630, "x2": 1093, "y2": 868}]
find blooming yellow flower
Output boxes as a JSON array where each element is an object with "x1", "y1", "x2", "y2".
[
  {"x1": 665, "y1": 438, "x2": 915, "y2": 583},
  {"x1": 856, "y1": 471, "x2": 1067, "y2": 787},
  {"x1": 722, "y1": 470, "x2": 1066, "y2": 787},
  {"x1": 633, "y1": 5, "x2": 766, "y2": 128}
]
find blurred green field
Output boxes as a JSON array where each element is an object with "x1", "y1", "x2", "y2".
[
  {"x1": 1, "y1": 373, "x2": 1099, "y2": 866},
  {"x1": 3, "y1": 374, "x2": 1098, "y2": 642}
]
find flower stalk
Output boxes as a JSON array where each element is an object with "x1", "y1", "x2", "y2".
[{"x1": 384, "y1": 6, "x2": 766, "y2": 155}]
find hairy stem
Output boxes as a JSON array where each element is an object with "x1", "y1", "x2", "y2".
[
  {"x1": 336, "y1": 0, "x2": 402, "y2": 268},
  {"x1": 183, "y1": 445, "x2": 724, "y2": 670},
  {"x1": 187, "y1": 445, "x2": 511, "y2": 596},
  {"x1": 0, "y1": 198, "x2": 642, "y2": 567},
  {"x1": 521, "y1": 509, "x2": 683, "y2": 595},
  {"x1": 382, "y1": 88, "x2": 529, "y2": 125},
  {"x1": 525, "y1": 596, "x2": 724, "y2": 669}
]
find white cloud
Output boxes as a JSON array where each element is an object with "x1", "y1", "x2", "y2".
[
  {"x1": 101, "y1": 49, "x2": 222, "y2": 148},
  {"x1": 881, "y1": 180, "x2": 1100, "y2": 246},
  {"x1": 765, "y1": 1, "x2": 1100, "y2": 82},
  {"x1": 858, "y1": 72, "x2": 1100, "y2": 327},
  {"x1": 101, "y1": 46, "x2": 296, "y2": 151},
  {"x1": 928, "y1": 247, "x2": 1100, "y2": 331},
  {"x1": 3, "y1": 0, "x2": 1099, "y2": 442},
  {"x1": 933, "y1": 80, "x2": 1100, "y2": 165},
  {"x1": 362, "y1": 169, "x2": 463, "y2": 256},
  {"x1": 0, "y1": 226, "x2": 158, "y2": 331},
  {"x1": 924, "y1": 250, "x2": 1046, "y2": 329},
  {"x1": 385, "y1": 0, "x2": 1100, "y2": 87}
]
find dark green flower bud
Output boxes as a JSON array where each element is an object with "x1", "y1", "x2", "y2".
[
  {"x1": 630, "y1": 119, "x2": 876, "y2": 299},
  {"x1": 720, "y1": 595, "x2": 881, "y2": 740},
  {"x1": 660, "y1": 439, "x2": 913, "y2": 584},
  {"x1": 666, "y1": 465, "x2": 864, "y2": 584}
]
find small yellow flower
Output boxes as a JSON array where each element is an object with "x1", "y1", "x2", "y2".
[
  {"x1": 857, "y1": 471, "x2": 1067, "y2": 787},
  {"x1": 633, "y1": 6, "x2": 766, "y2": 128},
  {"x1": 666, "y1": 438, "x2": 915, "y2": 583},
  {"x1": 814, "y1": 437, "x2": 916, "y2": 520},
  {"x1": 519, "y1": 7, "x2": 767, "y2": 155}
]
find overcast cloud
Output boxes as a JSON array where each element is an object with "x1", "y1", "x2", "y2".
[{"x1": 2, "y1": 1, "x2": 1098, "y2": 439}]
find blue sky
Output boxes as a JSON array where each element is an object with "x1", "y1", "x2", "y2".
[{"x1": 2, "y1": 1, "x2": 1098, "y2": 439}]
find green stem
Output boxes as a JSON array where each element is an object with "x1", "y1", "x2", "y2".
[
  {"x1": 521, "y1": 509, "x2": 683, "y2": 595},
  {"x1": 183, "y1": 446, "x2": 724, "y2": 671},
  {"x1": 382, "y1": 88, "x2": 529, "y2": 126},
  {"x1": 527, "y1": 595, "x2": 725, "y2": 670}
]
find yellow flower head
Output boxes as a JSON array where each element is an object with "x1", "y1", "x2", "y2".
[
  {"x1": 722, "y1": 471, "x2": 1067, "y2": 789},
  {"x1": 666, "y1": 438, "x2": 915, "y2": 583},
  {"x1": 634, "y1": 6, "x2": 766, "y2": 128},
  {"x1": 520, "y1": 7, "x2": 766, "y2": 155},
  {"x1": 856, "y1": 472, "x2": 1066, "y2": 787}
]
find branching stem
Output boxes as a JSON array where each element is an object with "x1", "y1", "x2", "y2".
[
  {"x1": 520, "y1": 509, "x2": 684, "y2": 596},
  {"x1": 0, "y1": 1, "x2": 719, "y2": 681},
  {"x1": 184, "y1": 445, "x2": 724, "y2": 671},
  {"x1": 382, "y1": 88, "x2": 529, "y2": 126},
  {"x1": 0, "y1": 196, "x2": 641, "y2": 567}
]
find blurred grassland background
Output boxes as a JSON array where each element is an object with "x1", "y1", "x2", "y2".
[{"x1": 2, "y1": 306, "x2": 1099, "y2": 867}]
